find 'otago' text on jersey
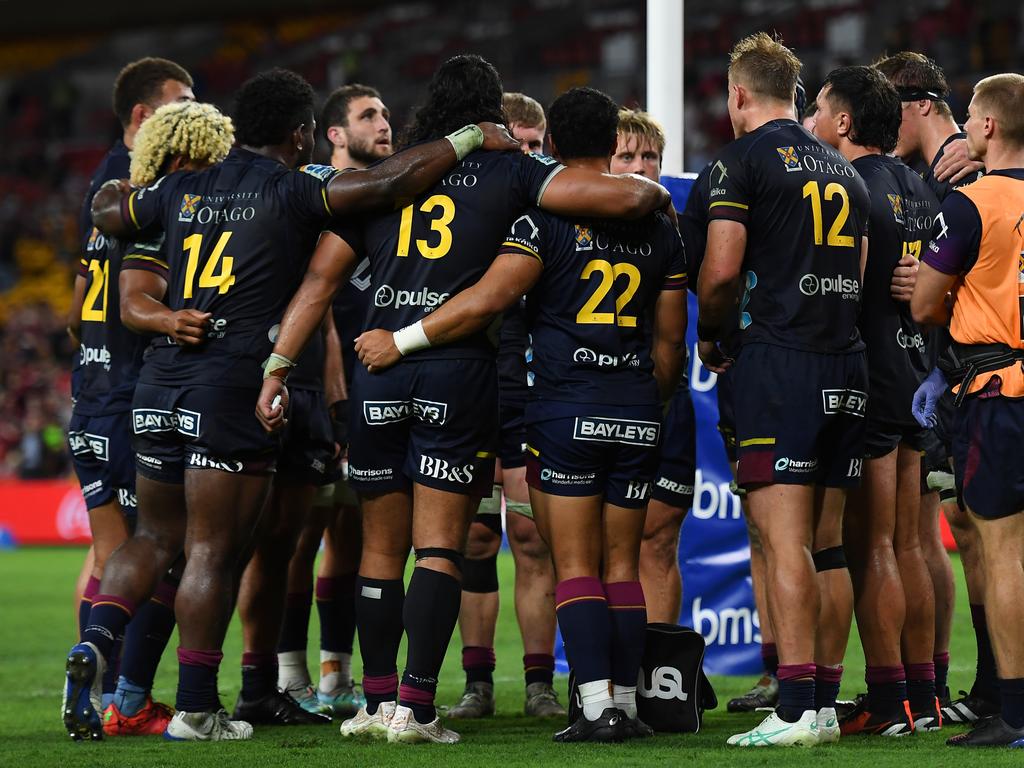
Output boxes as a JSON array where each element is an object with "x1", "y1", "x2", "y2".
[
  {"x1": 330, "y1": 149, "x2": 563, "y2": 361},
  {"x1": 707, "y1": 120, "x2": 870, "y2": 353},
  {"x1": 73, "y1": 228, "x2": 160, "y2": 416},
  {"x1": 118, "y1": 149, "x2": 338, "y2": 389},
  {"x1": 854, "y1": 154, "x2": 939, "y2": 427},
  {"x1": 503, "y1": 209, "x2": 687, "y2": 408}
]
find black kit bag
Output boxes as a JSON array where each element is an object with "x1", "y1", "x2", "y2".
[{"x1": 567, "y1": 623, "x2": 717, "y2": 733}]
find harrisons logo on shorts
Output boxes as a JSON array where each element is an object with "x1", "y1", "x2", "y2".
[
  {"x1": 348, "y1": 465, "x2": 394, "y2": 482},
  {"x1": 539, "y1": 468, "x2": 597, "y2": 486},
  {"x1": 821, "y1": 389, "x2": 867, "y2": 417},
  {"x1": 573, "y1": 416, "x2": 660, "y2": 446},
  {"x1": 896, "y1": 327, "x2": 925, "y2": 350},
  {"x1": 363, "y1": 399, "x2": 448, "y2": 426},
  {"x1": 188, "y1": 454, "x2": 243, "y2": 472},
  {"x1": 373, "y1": 284, "x2": 450, "y2": 312},
  {"x1": 798, "y1": 273, "x2": 859, "y2": 300},
  {"x1": 132, "y1": 408, "x2": 202, "y2": 437},
  {"x1": 419, "y1": 455, "x2": 475, "y2": 484},
  {"x1": 80, "y1": 479, "x2": 104, "y2": 499},
  {"x1": 136, "y1": 454, "x2": 163, "y2": 469},
  {"x1": 572, "y1": 347, "x2": 640, "y2": 368},
  {"x1": 774, "y1": 457, "x2": 818, "y2": 474}
]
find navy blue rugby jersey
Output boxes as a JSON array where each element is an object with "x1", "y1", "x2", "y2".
[
  {"x1": 74, "y1": 141, "x2": 131, "y2": 400},
  {"x1": 329, "y1": 148, "x2": 563, "y2": 361},
  {"x1": 501, "y1": 209, "x2": 687, "y2": 409},
  {"x1": 853, "y1": 154, "x2": 940, "y2": 427},
  {"x1": 921, "y1": 132, "x2": 983, "y2": 203},
  {"x1": 72, "y1": 228, "x2": 161, "y2": 416},
  {"x1": 117, "y1": 148, "x2": 339, "y2": 389},
  {"x1": 332, "y1": 255, "x2": 372, "y2": 383},
  {"x1": 496, "y1": 300, "x2": 529, "y2": 407},
  {"x1": 707, "y1": 120, "x2": 870, "y2": 353}
]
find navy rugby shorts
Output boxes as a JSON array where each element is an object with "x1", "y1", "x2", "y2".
[
  {"x1": 953, "y1": 394, "x2": 1024, "y2": 520},
  {"x1": 525, "y1": 401, "x2": 662, "y2": 510},
  {"x1": 715, "y1": 366, "x2": 738, "y2": 463},
  {"x1": 734, "y1": 343, "x2": 867, "y2": 489},
  {"x1": 68, "y1": 410, "x2": 137, "y2": 513},
  {"x1": 347, "y1": 358, "x2": 498, "y2": 497},
  {"x1": 278, "y1": 387, "x2": 339, "y2": 487},
  {"x1": 498, "y1": 404, "x2": 528, "y2": 470},
  {"x1": 131, "y1": 383, "x2": 278, "y2": 484},
  {"x1": 650, "y1": 377, "x2": 696, "y2": 509}
]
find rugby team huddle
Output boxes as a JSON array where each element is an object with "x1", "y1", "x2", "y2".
[{"x1": 60, "y1": 32, "x2": 1024, "y2": 750}]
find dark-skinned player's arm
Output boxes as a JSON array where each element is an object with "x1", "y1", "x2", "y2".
[
  {"x1": 256, "y1": 231, "x2": 360, "y2": 432},
  {"x1": 539, "y1": 169, "x2": 670, "y2": 220},
  {"x1": 323, "y1": 123, "x2": 519, "y2": 214},
  {"x1": 354, "y1": 252, "x2": 543, "y2": 374},
  {"x1": 91, "y1": 179, "x2": 135, "y2": 238},
  {"x1": 651, "y1": 287, "x2": 688, "y2": 402},
  {"x1": 323, "y1": 310, "x2": 349, "y2": 456},
  {"x1": 119, "y1": 267, "x2": 210, "y2": 345},
  {"x1": 68, "y1": 274, "x2": 86, "y2": 347},
  {"x1": 696, "y1": 220, "x2": 745, "y2": 373}
]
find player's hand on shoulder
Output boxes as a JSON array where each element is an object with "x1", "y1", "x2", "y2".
[
  {"x1": 165, "y1": 309, "x2": 211, "y2": 346},
  {"x1": 256, "y1": 378, "x2": 289, "y2": 433},
  {"x1": 697, "y1": 340, "x2": 733, "y2": 375},
  {"x1": 890, "y1": 254, "x2": 919, "y2": 303},
  {"x1": 354, "y1": 328, "x2": 402, "y2": 373},
  {"x1": 477, "y1": 122, "x2": 520, "y2": 153},
  {"x1": 934, "y1": 138, "x2": 984, "y2": 183}
]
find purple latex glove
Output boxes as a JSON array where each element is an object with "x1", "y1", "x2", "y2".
[{"x1": 912, "y1": 367, "x2": 947, "y2": 428}]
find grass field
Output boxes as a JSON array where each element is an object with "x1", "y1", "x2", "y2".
[{"x1": 0, "y1": 547, "x2": 1005, "y2": 767}]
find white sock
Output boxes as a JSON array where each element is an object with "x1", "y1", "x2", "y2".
[
  {"x1": 613, "y1": 684, "x2": 637, "y2": 719},
  {"x1": 579, "y1": 679, "x2": 614, "y2": 721},
  {"x1": 277, "y1": 650, "x2": 310, "y2": 690},
  {"x1": 319, "y1": 651, "x2": 352, "y2": 693}
]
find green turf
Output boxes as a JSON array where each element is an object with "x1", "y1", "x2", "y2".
[{"x1": 0, "y1": 547, "x2": 1005, "y2": 766}]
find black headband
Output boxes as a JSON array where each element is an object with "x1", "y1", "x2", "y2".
[{"x1": 896, "y1": 86, "x2": 948, "y2": 102}]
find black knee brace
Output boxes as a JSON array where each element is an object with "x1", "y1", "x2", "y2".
[
  {"x1": 414, "y1": 547, "x2": 464, "y2": 571},
  {"x1": 461, "y1": 553, "x2": 499, "y2": 593},
  {"x1": 812, "y1": 545, "x2": 847, "y2": 572}
]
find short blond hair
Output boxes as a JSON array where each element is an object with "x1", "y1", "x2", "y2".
[
  {"x1": 728, "y1": 32, "x2": 801, "y2": 103},
  {"x1": 973, "y1": 73, "x2": 1024, "y2": 148},
  {"x1": 617, "y1": 108, "x2": 666, "y2": 155},
  {"x1": 502, "y1": 92, "x2": 545, "y2": 129},
  {"x1": 131, "y1": 102, "x2": 234, "y2": 186}
]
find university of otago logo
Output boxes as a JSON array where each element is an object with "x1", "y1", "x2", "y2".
[
  {"x1": 776, "y1": 146, "x2": 802, "y2": 172},
  {"x1": 887, "y1": 193, "x2": 905, "y2": 224},
  {"x1": 178, "y1": 194, "x2": 202, "y2": 223},
  {"x1": 574, "y1": 224, "x2": 593, "y2": 251}
]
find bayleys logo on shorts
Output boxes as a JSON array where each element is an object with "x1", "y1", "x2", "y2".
[
  {"x1": 363, "y1": 398, "x2": 448, "y2": 426},
  {"x1": 573, "y1": 416, "x2": 660, "y2": 447},
  {"x1": 821, "y1": 389, "x2": 867, "y2": 418},
  {"x1": 132, "y1": 407, "x2": 202, "y2": 437},
  {"x1": 68, "y1": 431, "x2": 109, "y2": 461},
  {"x1": 374, "y1": 284, "x2": 449, "y2": 312}
]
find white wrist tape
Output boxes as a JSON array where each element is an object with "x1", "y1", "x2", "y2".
[
  {"x1": 445, "y1": 124, "x2": 484, "y2": 161},
  {"x1": 392, "y1": 321, "x2": 431, "y2": 356},
  {"x1": 263, "y1": 352, "x2": 296, "y2": 380}
]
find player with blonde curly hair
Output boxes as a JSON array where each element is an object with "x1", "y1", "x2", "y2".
[{"x1": 129, "y1": 101, "x2": 235, "y2": 187}]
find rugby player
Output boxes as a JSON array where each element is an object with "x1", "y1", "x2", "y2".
[
  {"x1": 66, "y1": 56, "x2": 193, "y2": 736},
  {"x1": 448, "y1": 91, "x2": 564, "y2": 721},
  {"x1": 910, "y1": 73, "x2": 1024, "y2": 748},
  {"x1": 354, "y1": 86, "x2": 687, "y2": 742},
  {"x1": 64, "y1": 67, "x2": 518, "y2": 742},
  {"x1": 610, "y1": 108, "x2": 697, "y2": 628},
  {"x1": 813, "y1": 65, "x2": 942, "y2": 735},
  {"x1": 877, "y1": 51, "x2": 994, "y2": 721},
  {"x1": 256, "y1": 55, "x2": 670, "y2": 744},
  {"x1": 277, "y1": 84, "x2": 392, "y2": 717},
  {"x1": 697, "y1": 34, "x2": 870, "y2": 747}
]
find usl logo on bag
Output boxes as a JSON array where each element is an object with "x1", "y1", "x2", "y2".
[{"x1": 638, "y1": 666, "x2": 689, "y2": 701}]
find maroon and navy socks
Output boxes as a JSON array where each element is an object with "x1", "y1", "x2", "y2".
[
  {"x1": 815, "y1": 664, "x2": 843, "y2": 711},
  {"x1": 177, "y1": 648, "x2": 223, "y2": 712},
  {"x1": 866, "y1": 665, "x2": 908, "y2": 717},
  {"x1": 356, "y1": 576, "x2": 404, "y2": 715},
  {"x1": 776, "y1": 664, "x2": 816, "y2": 722},
  {"x1": 462, "y1": 646, "x2": 496, "y2": 686},
  {"x1": 114, "y1": 578, "x2": 178, "y2": 715},
  {"x1": 524, "y1": 653, "x2": 555, "y2": 687}
]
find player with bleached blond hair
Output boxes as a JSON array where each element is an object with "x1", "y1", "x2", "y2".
[{"x1": 129, "y1": 101, "x2": 235, "y2": 186}]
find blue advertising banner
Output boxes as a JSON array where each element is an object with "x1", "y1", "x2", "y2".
[{"x1": 552, "y1": 174, "x2": 762, "y2": 676}]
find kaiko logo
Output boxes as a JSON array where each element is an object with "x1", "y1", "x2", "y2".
[
  {"x1": 419, "y1": 455, "x2": 475, "y2": 484},
  {"x1": 638, "y1": 666, "x2": 689, "y2": 701},
  {"x1": 799, "y1": 273, "x2": 860, "y2": 299},
  {"x1": 374, "y1": 284, "x2": 449, "y2": 311}
]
